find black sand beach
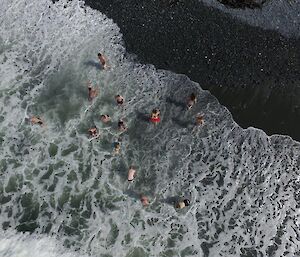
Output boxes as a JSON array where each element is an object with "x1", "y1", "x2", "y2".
[{"x1": 85, "y1": 0, "x2": 300, "y2": 141}]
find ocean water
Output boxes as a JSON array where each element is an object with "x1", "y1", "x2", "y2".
[
  {"x1": 0, "y1": 0, "x2": 300, "y2": 257},
  {"x1": 200, "y1": 0, "x2": 300, "y2": 38}
]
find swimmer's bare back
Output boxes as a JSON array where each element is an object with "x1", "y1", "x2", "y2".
[
  {"x1": 98, "y1": 53, "x2": 110, "y2": 70},
  {"x1": 87, "y1": 81, "x2": 99, "y2": 101},
  {"x1": 88, "y1": 127, "x2": 100, "y2": 141},
  {"x1": 175, "y1": 199, "x2": 190, "y2": 209},
  {"x1": 195, "y1": 114, "x2": 204, "y2": 126},
  {"x1": 140, "y1": 195, "x2": 149, "y2": 206},
  {"x1": 128, "y1": 166, "x2": 136, "y2": 182},
  {"x1": 30, "y1": 116, "x2": 45, "y2": 127},
  {"x1": 100, "y1": 114, "x2": 111, "y2": 123}
]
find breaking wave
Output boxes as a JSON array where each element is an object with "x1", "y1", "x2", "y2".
[{"x1": 0, "y1": 0, "x2": 299, "y2": 256}]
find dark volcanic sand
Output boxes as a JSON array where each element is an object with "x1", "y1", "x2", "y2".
[{"x1": 84, "y1": 0, "x2": 300, "y2": 141}]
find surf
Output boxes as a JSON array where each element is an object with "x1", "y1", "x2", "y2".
[{"x1": 0, "y1": 0, "x2": 299, "y2": 256}]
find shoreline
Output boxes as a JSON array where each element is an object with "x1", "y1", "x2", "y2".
[{"x1": 84, "y1": 0, "x2": 300, "y2": 141}]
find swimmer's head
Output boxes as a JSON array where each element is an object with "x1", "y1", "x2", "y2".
[
  {"x1": 190, "y1": 93, "x2": 196, "y2": 100},
  {"x1": 90, "y1": 126, "x2": 97, "y2": 131},
  {"x1": 98, "y1": 53, "x2": 102, "y2": 57},
  {"x1": 183, "y1": 199, "x2": 190, "y2": 207}
]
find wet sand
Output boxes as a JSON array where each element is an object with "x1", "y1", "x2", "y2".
[{"x1": 85, "y1": 0, "x2": 300, "y2": 141}]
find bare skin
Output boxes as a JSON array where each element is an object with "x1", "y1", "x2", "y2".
[
  {"x1": 176, "y1": 201, "x2": 186, "y2": 209},
  {"x1": 150, "y1": 109, "x2": 160, "y2": 119},
  {"x1": 187, "y1": 93, "x2": 197, "y2": 110},
  {"x1": 98, "y1": 53, "x2": 108, "y2": 70},
  {"x1": 100, "y1": 114, "x2": 111, "y2": 123},
  {"x1": 118, "y1": 119, "x2": 127, "y2": 132},
  {"x1": 140, "y1": 195, "x2": 149, "y2": 207},
  {"x1": 128, "y1": 166, "x2": 136, "y2": 182},
  {"x1": 175, "y1": 199, "x2": 190, "y2": 209},
  {"x1": 30, "y1": 116, "x2": 44, "y2": 126},
  {"x1": 115, "y1": 95, "x2": 124, "y2": 106},
  {"x1": 87, "y1": 81, "x2": 99, "y2": 101},
  {"x1": 150, "y1": 108, "x2": 161, "y2": 126},
  {"x1": 88, "y1": 127, "x2": 98, "y2": 138},
  {"x1": 195, "y1": 114, "x2": 204, "y2": 126},
  {"x1": 114, "y1": 142, "x2": 121, "y2": 154}
]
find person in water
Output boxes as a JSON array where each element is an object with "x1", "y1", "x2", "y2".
[
  {"x1": 118, "y1": 119, "x2": 127, "y2": 132},
  {"x1": 100, "y1": 114, "x2": 111, "y2": 123},
  {"x1": 175, "y1": 199, "x2": 190, "y2": 209},
  {"x1": 150, "y1": 108, "x2": 161, "y2": 124},
  {"x1": 128, "y1": 166, "x2": 136, "y2": 182},
  {"x1": 88, "y1": 126, "x2": 98, "y2": 138},
  {"x1": 97, "y1": 53, "x2": 108, "y2": 70},
  {"x1": 87, "y1": 80, "x2": 98, "y2": 101},
  {"x1": 140, "y1": 195, "x2": 149, "y2": 207},
  {"x1": 114, "y1": 142, "x2": 121, "y2": 154},
  {"x1": 195, "y1": 113, "x2": 204, "y2": 126},
  {"x1": 115, "y1": 95, "x2": 124, "y2": 106},
  {"x1": 30, "y1": 116, "x2": 44, "y2": 126},
  {"x1": 187, "y1": 93, "x2": 197, "y2": 110}
]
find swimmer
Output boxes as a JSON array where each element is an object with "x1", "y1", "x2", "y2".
[
  {"x1": 97, "y1": 53, "x2": 108, "y2": 70},
  {"x1": 175, "y1": 199, "x2": 190, "y2": 209},
  {"x1": 30, "y1": 116, "x2": 44, "y2": 126},
  {"x1": 115, "y1": 95, "x2": 124, "y2": 106},
  {"x1": 100, "y1": 114, "x2": 111, "y2": 123},
  {"x1": 195, "y1": 113, "x2": 204, "y2": 126},
  {"x1": 88, "y1": 126, "x2": 98, "y2": 138},
  {"x1": 113, "y1": 142, "x2": 121, "y2": 154},
  {"x1": 140, "y1": 195, "x2": 149, "y2": 207},
  {"x1": 150, "y1": 108, "x2": 161, "y2": 124},
  {"x1": 118, "y1": 119, "x2": 127, "y2": 132},
  {"x1": 87, "y1": 80, "x2": 99, "y2": 101},
  {"x1": 187, "y1": 93, "x2": 197, "y2": 110},
  {"x1": 128, "y1": 166, "x2": 136, "y2": 182}
]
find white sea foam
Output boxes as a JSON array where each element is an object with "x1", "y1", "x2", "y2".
[
  {"x1": 0, "y1": 230, "x2": 87, "y2": 257},
  {"x1": 0, "y1": 0, "x2": 299, "y2": 257}
]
